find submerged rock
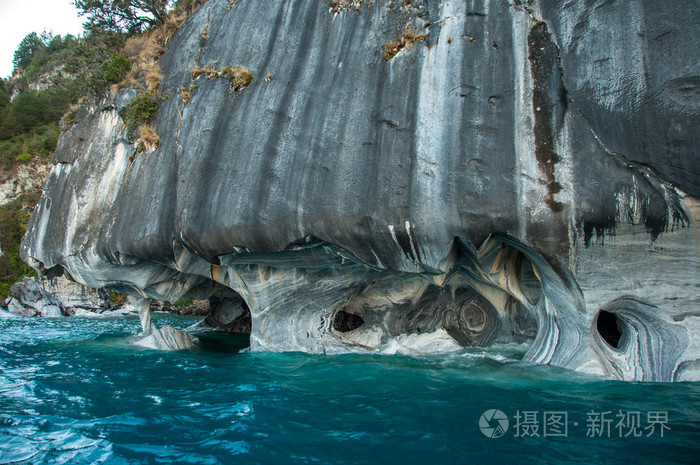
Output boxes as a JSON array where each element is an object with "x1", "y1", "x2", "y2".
[
  {"x1": 129, "y1": 296, "x2": 197, "y2": 350},
  {"x1": 133, "y1": 324, "x2": 198, "y2": 351},
  {"x1": 20, "y1": 0, "x2": 699, "y2": 379}
]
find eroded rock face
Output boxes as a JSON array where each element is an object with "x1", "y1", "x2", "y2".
[
  {"x1": 41, "y1": 275, "x2": 114, "y2": 314},
  {"x1": 21, "y1": 0, "x2": 699, "y2": 380}
]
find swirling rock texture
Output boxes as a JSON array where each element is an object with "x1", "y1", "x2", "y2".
[{"x1": 21, "y1": 0, "x2": 699, "y2": 379}]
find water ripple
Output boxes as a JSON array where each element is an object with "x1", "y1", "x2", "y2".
[{"x1": 0, "y1": 315, "x2": 698, "y2": 464}]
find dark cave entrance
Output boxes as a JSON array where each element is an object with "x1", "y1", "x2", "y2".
[
  {"x1": 596, "y1": 310, "x2": 622, "y2": 349},
  {"x1": 333, "y1": 310, "x2": 365, "y2": 332},
  {"x1": 192, "y1": 291, "x2": 253, "y2": 353},
  {"x1": 204, "y1": 294, "x2": 252, "y2": 334}
]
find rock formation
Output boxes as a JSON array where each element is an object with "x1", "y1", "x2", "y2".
[
  {"x1": 2, "y1": 275, "x2": 131, "y2": 317},
  {"x1": 41, "y1": 275, "x2": 114, "y2": 314},
  {"x1": 4, "y1": 277, "x2": 65, "y2": 317},
  {"x1": 21, "y1": 0, "x2": 699, "y2": 380},
  {"x1": 127, "y1": 296, "x2": 197, "y2": 350}
]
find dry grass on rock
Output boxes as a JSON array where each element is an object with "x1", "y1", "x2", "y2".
[
  {"x1": 384, "y1": 26, "x2": 427, "y2": 61},
  {"x1": 139, "y1": 124, "x2": 160, "y2": 150}
]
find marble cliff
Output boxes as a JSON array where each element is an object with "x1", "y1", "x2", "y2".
[{"x1": 21, "y1": 0, "x2": 699, "y2": 380}]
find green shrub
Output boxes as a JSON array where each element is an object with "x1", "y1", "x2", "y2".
[
  {"x1": 16, "y1": 152, "x2": 32, "y2": 162},
  {"x1": 8, "y1": 89, "x2": 71, "y2": 134},
  {"x1": 1, "y1": 30, "x2": 124, "y2": 175},
  {"x1": 108, "y1": 290, "x2": 128, "y2": 306},
  {"x1": 0, "y1": 123, "x2": 60, "y2": 169},
  {"x1": 173, "y1": 297, "x2": 193, "y2": 307},
  {"x1": 198, "y1": 31, "x2": 208, "y2": 47},
  {"x1": 41, "y1": 123, "x2": 59, "y2": 155},
  {"x1": 0, "y1": 196, "x2": 38, "y2": 300},
  {"x1": 100, "y1": 53, "x2": 132, "y2": 85},
  {"x1": 61, "y1": 106, "x2": 79, "y2": 130},
  {"x1": 0, "y1": 109, "x2": 21, "y2": 140},
  {"x1": 123, "y1": 89, "x2": 162, "y2": 135}
]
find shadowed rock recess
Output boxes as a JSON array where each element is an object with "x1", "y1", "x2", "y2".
[{"x1": 21, "y1": 0, "x2": 699, "y2": 381}]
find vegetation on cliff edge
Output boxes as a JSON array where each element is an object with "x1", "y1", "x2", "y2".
[
  {"x1": 0, "y1": 194, "x2": 39, "y2": 299},
  {"x1": 0, "y1": 0, "x2": 210, "y2": 299}
]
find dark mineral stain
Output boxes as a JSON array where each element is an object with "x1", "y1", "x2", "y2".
[
  {"x1": 393, "y1": 224, "x2": 421, "y2": 262},
  {"x1": 581, "y1": 214, "x2": 616, "y2": 247},
  {"x1": 528, "y1": 21, "x2": 566, "y2": 213}
]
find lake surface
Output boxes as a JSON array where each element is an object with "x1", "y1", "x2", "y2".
[{"x1": 0, "y1": 313, "x2": 698, "y2": 464}]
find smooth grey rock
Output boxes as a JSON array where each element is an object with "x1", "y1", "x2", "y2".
[
  {"x1": 6, "y1": 297, "x2": 36, "y2": 317},
  {"x1": 2, "y1": 275, "x2": 114, "y2": 317},
  {"x1": 193, "y1": 294, "x2": 251, "y2": 333},
  {"x1": 133, "y1": 324, "x2": 198, "y2": 351},
  {"x1": 20, "y1": 0, "x2": 699, "y2": 380},
  {"x1": 591, "y1": 297, "x2": 688, "y2": 382},
  {"x1": 37, "y1": 304, "x2": 63, "y2": 318}
]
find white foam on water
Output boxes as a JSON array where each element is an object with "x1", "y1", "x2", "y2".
[{"x1": 378, "y1": 328, "x2": 463, "y2": 356}]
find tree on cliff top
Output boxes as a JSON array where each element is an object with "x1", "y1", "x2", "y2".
[
  {"x1": 74, "y1": 0, "x2": 174, "y2": 34},
  {"x1": 12, "y1": 33, "x2": 45, "y2": 73}
]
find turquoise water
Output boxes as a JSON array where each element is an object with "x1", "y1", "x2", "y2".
[{"x1": 0, "y1": 314, "x2": 698, "y2": 464}]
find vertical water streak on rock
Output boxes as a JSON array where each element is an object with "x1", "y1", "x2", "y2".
[
  {"x1": 412, "y1": 1, "x2": 462, "y2": 267},
  {"x1": 548, "y1": 0, "x2": 648, "y2": 112},
  {"x1": 528, "y1": 21, "x2": 562, "y2": 213},
  {"x1": 22, "y1": 164, "x2": 62, "y2": 268},
  {"x1": 257, "y1": 1, "x2": 322, "y2": 226},
  {"x1": 555, "y1": 112, "x2": 578, "y2": 272}
]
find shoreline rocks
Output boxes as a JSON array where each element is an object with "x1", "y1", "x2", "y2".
[
  {"x1": 3, "y1": 277, "x2": 65, "y2": 317},
  {"x1": 2, "y1": 276, "x2": 210, "y2": 321}
]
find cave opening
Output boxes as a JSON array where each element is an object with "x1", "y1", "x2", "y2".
[
  {"x1": 596, "y1": 310, "x2": 622, "y2": 349},
  {"x1": 204, "y1": 294, "x2": 252, "y2": 334},
  {"x1": 331, "y1": 274, "x2": 538, "y2": 350},
  {"x1": 190, "y1": 291, "x2": 253, "y2": 352},
  {"x1": 333, "y1": 309, "x2": 365, "y2": 332}
]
